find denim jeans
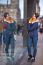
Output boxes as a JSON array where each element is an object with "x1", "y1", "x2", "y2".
[
  {"x1": 27, "y1": 35, "x2": 38, "y2": 58},
  {"x1": 3, "y1": 31, "x2": 15, "y2": 57}
]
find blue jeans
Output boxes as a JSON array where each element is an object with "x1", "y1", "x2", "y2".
[
  {"x1": 27, "y1": 36, "x2": 38, "y2": 58},
  {"x1": 3, "y1": 31, "x2": 15, "y2": 56}
]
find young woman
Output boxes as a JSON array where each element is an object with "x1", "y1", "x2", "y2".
[
  {"x1": 27, "y1": 13, "x2": 39, "y2": 62},
  {"x1": 3, "y1": 12, "x2": 16, "y2": 60}
]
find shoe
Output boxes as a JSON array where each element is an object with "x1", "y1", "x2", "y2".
[
  {"x1": 28, "y1": 57, "x2": 31, "y2": 61},
  {"x1": 28, "y1": 55, "x2": 32, "y2": 61},
  {"x1": 10, "y1": 55, "x2": 14, "y2": 61},
  {"x1": 6, "y1": 56, "x2": 11, "y2": 61},
  {"x1": 31, "y1": 57, "x2": 35, "y2": 62},
  {"x1": 11, "y1": 56, "x2": 14, "y2": 60}
]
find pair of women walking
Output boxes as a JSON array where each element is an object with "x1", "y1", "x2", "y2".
[{"x1": 0, "y1": 12, "x2": 16, "y2": 60}]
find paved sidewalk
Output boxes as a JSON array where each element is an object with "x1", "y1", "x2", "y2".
[
  {"x1": 0, "y1": 33, "x2": 24, "y2": 65},
  {"x1": 15, "y1": 33, "x2": 43, "y2": 65}
]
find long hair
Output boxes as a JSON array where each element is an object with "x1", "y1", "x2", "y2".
[
  {"x1": 4, "y1": 12, "x2": 9, "y2": 18},
  {"x1": 35, "y1": 13, "x2": 39, "y2": 18}
]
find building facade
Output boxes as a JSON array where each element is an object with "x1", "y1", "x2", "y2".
[
  {"x1": 24, "y1": 0, "x2": 40, "y2": 19},
  {"x1": 0, "y1": 0, "x2": 20, "y2": 23}
]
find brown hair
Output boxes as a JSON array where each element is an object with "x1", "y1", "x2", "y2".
[
  {"x1": 4, "y1": 12, "x2": 9, "y2": 18},
  {"x1": 35, "y1": 13, "x2": 39, "y2": 18}
]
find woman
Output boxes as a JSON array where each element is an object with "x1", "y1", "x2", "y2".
[
  {"x1": 3, "y1": 12, "x2": 16, "y2": 60},
  {"x1": 27, "y1": 13, "x2": 39, "y2": 62}
]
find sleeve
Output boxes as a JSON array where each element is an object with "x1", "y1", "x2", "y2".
[
  {"x1": 3, "y1": 21, "x2": 8, "y2": 29},
  {"x1": 34, "y1": 22, "x2": 38, "y2": 29},
  {"x1": 13, "y1": 21, "x2": 17, "y2": 33},
  {"x1": 27, "y1": 22, "x2": 39, "y2": 31}
]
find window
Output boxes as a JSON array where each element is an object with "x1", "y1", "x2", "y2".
[{"x1": 0, "y1": 0, "x2": 11, "y2": 5}]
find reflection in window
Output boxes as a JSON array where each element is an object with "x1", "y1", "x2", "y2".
[{"x1": 0, "y1": 0, "x2": 11, "y2": 5}]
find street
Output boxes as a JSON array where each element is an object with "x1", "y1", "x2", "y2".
[
  {"x1": 0, "y1": 33, "x2": 23, "y2": 65},
  {"x1": 15, "y1": 33, "x2": 43, "y2": 65},
  {"x1": 0, "y1": 32, "x2": 43, "y2": 65}
]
